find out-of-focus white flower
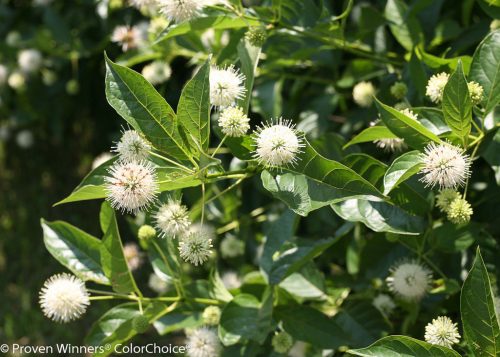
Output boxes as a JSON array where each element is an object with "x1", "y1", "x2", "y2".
[
  {"x1": 39, "y1": 273, "x2": 90, "y2": 323},
  {"x1": 491, "y1": 19, "x2": 500, "y2": 31},
  {"x1": 179, "y1": 231, "x2": 213, "y2": 266},
  {"x1": 91, "y1": 152, "x2": 114, "y2": 170},
  {"x1": 352, "y1": 81, "x2": 375, "y2": 107},
  {"x1": 220, "y1": 235, "x2": 244, "y2": 259},
  {"x1": 186, "y1": 327, "x2": 221, "y2": 357},
  {"x1": 420, "y1": 142, "x2": 471, "y2": 189},
  {"x1": 374, "y1": 138, "x2": 406, "y2": 152},
  {"x1": 0, "y1": 65, "x2": 8, "y2": 86},
  {"x1": 16, "y1": 130, "x2": 34, "y2": 149},
  {"x1": 33, "y1": 0, "x2": 53, "y2": 7},
  {"x1": 424, "y1": 316, "x2": 461, "y2": 348},
  {"x1": 112, "y1": 129, "x2": 151, "y2": 162},
  {"x1": 202, "y1": 306, "x2": 221, "y2": 326},
  {"x1": 18, "y1": 49, "x2": 43, "y2": 73},
  {"x1": 8, "y1": 71, "x2": 26, "y2": 90},
  {"x1": 148, "y1": 17, "x2": 169, "y2": 36},
  {"x1": 148, "y1": 273, "x2": 170, "y2": 294},
  {"x1": 254, "y1": 119, "x2": 304, "y2": 167},
  {"x1": 447, "y1": 197, "x2": 473, "y2": 224},
  {"x1": 142, "y1": 61, "x2": 172, "y2": 86},
  {"x1": 390, "y1": 81, "x2": 407, "y2": 100},
  {"x1": 123, "y1": 242, "x2": 143, "y2": 271},
  {"x1": 373, "y1": 294, "x2": 396, "y2": 316},
  {"x1": 129, "y1": 0, "x2": 156, "y2": 9},
  {"x1": 218, "y1": 106, "x2": 250, "y2": 137},
  {"x1": 426, "y1": 73, "x2": 449, "y2": 103},
  {"x1": 105, "y1": 160, "x2": 158, "y2": 214},
  {"x1": 209, "y1": 65, "x2": 246, "y2": 108},
  {"x1": 221, "y1": 271, "x2": 241, "y2": 290},
  {"x1": 111, "y1": 25, "x2": 145, "y2": 51},
  {"x1": 154, "y1": 199, "x2": 191, "y2": 238},
  {"x1": 6, "y1": 31, "x2": 21, "y2": 47},
  {"x1": 158, "y1": 0, "x2": 212, "y2": 23},
  {"x1": 386, "y1": 260, "x2": 432, "y2": 301}
]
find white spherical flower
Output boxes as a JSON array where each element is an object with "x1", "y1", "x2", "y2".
[
  {"x1": 210, "y1": 65, "x2": 246, "y2": 108},
  {"x1": 16, "y1": 130, "x2": 34, "y2": 149},
  {"x1": 447, "y1": 197, "x2": 473, "y2": 225},
  {"x1": 179, "y1": 231, "x2": 213, "y2": 266},
  {"x1": 105, "y1": 160, "x2": 159, "y2": 214},
  {"x1": 220, "y1": 235, "x2": 245, "y2": 259},
  {"x1": 158, "y1": 0, "x2": 208, "y2": 23},
  {"x1": 148, "y1": 273, "x2": 170, "y2": 294},
  {"x1": 426, "y1": 72, "x2": 449, "y2": 103},
  {"x1": 18, "y1": 49, "x2": 43, "y2": 73},
  {"x1": 218, "y1": 106, "x2": 250, "y2": 137},
  {"x1": 186, "y1": 327, "x2": 221, "y2": 357},
  {"x1": 467, "y1": 81, "x2": 484, "y2": 105},
  {"x1": 386, "y1": 260, "x2": 432, "y2": 301},
  {"x1": 113, "y1": 129, "x2": 151, "y2": 162},
  {"x1": 8, "y1": 71, "x2": 26, "y2": 89},
  {"x1": 424, "y1": 316, "x2": 461, "y2": 348},
  {"x1": 39, "y1": 273, "x2": 90, "y2": 323},
  {"x1": 0, "y1": 64, "x2": 8, "y2": 86},
  {"x1": 123, "y1": 242, "x2": 143, "y2": 271},
  {"x1": 111, "y1": 25, "x2": 145, "y2": 51},
  {"x1": 91, "y1": 152, "x2": 114, "y2": 170},
  {"x1": 142, "y1": 61, "x2": 172, "y2": 86},
  {"x1": 352, "y1": 81, "x2": 375, "y2": 107},
  {"x1": 221, "y1": 271, "x2": 241, "y2": 290},
  {"x1": 254, "y1": 119, "x2": 304, "y2": 167},
  {"x1": 154, "y1": 199, "x2": 191, "y2": 238},
  {"x1": 33, "y1": 0, "x2": 53, "y2": 6},
  {"x1": 420, "y1": 142, "x2": 471, "y2": 189},
  {"x1": 373, "y1": 294, "x2": 396, "y2": 316}
]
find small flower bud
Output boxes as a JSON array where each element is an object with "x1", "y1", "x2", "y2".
[
  {"x1": 447, "y1": 197, "x2": 473, "y2": 224},
  {"x1": 246, "y1": 27, "x2": 267, "y2": 47},
  {"x1": 138, "y1": 224, "x2": 156, "y2": 241},
  {"x1": 467, "y1": 81, "x2": 484, "y2": 105},
  {"x1": 272, "y1": 331, "x2": 294, "y2": 354},
  {"x1": 202, "y1": 306, "x2": 221, "y2": 326},
  {"x1": 390, "y1": 81, "x2": 408, "y2": 99}
]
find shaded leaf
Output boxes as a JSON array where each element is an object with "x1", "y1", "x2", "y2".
[{"x1": 383, "y1": 151, "x2": 423, "y2": 194}]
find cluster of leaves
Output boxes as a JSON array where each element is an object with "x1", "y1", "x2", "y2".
[{"x1": 22, "y1": 0, "x2": 500, "y2": 356}]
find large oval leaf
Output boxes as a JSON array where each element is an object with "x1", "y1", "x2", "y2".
[
  {"x1": 383, "y1": 151, "x2": 423, "y2": 195},
  {"x1": 384, "y1": 0, "x2": 423, "y2": 51},
  {"x1": 344, "y1": 126, "x2": 398, "y2": 149}
]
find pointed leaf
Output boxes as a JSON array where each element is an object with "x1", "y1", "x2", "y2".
[
  {"x1": 344, "y1": 126, "x2": 398, "y2": 149},
  {"x1": 237, "y1": 38, "x2": 261, "y2": 113},
  {"x1": 383, "y1": 151, "x2": 423, "y2": 194}
]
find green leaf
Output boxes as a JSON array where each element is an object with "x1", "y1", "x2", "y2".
[
  {"x1": 375, "y1": 98, "x2": 441, "y2": 149},
  {"x1": 408, "y1": 50, "x2": 427, "y2": 98},
  {"x1": 219, "y1": 293, "x2": 273, "y2": 346},
  {"x1": 209, "y1": 269, "x2": 234, "y2": 302},
  {"x1": 104, "y1": 54, "x2": 193, "y2": 162},
  {"x1": 413, "y1": 107, "x2": 450, "y2": 135},
  {"x1": 237, "y1": 38, "x2": 261, "y2": 113},
  {"x1": 155, "y1": 15, "x2": 260, "y2": 43},
  {"x1": 147, "y1": 237, "x2": 180, "y2": 282},
  {"x1": 347, "y1": 335, "x2": 461, "y2": 356},
  {"x1": 344, "y1": 126, "x2": 398, "y2": 149},
  {"x1": 385, "y1": 0, "x2": 423, "y2": 51},
  {"x1": 269, "y1": 237, "x2": 339, "y2": 284},
  {"x1": 279, "y1": 263, "x2": 327, "y2": 300},
  {"x1": 383, "y1": 151, "x2": 423, "y2": 194},
  {"x1": 100, "y1": 203, "x2": 139, "y2": 294},
  {"x1": 331, "y1": 199, "x2": 426, "y2": 235},
  {"x1": 275, "y1": 305, "x2": 351, "y2": 349},
  {"x1": 470, "y1": 30, "x2": 500, "y2": 114},
  {"x1": 482, "y1": 129, "x2": 500, "y2": 185},
  {"x1": 442, "y1": 60, "x2": 472, "y2": 140},
  {"x1": 177, "y1": 59, "x2": 211, "y2": 153},
  {"x1": 461, "y1": 248, "x2": 500, "y2": 357},
  {"x1": 41, "y1": 219, "x2": 109, "y2": 285},
  {"x1": 430, "y1": 222, "x2": 478, "y2": 253},
  {"x1": 154, "y1": 308, "x2": 202, "y2": 335},
  {"x1": 86, "y1": 302, "x2": 170, "y2": 357}
]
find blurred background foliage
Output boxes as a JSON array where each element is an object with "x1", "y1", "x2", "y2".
[{"x1": 0, "y1": 0, "x2": 499, "y2": 353}]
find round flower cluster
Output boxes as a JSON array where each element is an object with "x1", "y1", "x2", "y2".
[
  {"x1": 246, "y1": 27, "x2": 267, "y2": 47},
  {"x1": 179, "y1": 231, "x2": 213, "y2": 266},
  {"x1": 447, "y1": 197, "x2": 473, "y2": 224},
  {"x1": 123, "y1": 242, "x2": 143, "y2": 271},
  {"x1": 154, "y1": 198, "x2": 192, "y2": 238},
  {"x1": 218, "y1": 106, "x2": 250, "y2": 137},
  {"x1": 353, "y1": 81, "x2": 375, "y2": 107},
  {"x1": 141, "y1": 61, "x2": 172, "y2": 86},
  {"x1": 158, "y1": 0, "x2": 208, "y2": 23},
  {"x1": 424, "y1": 316, "x2": 461, "y2": 348},
  {"x1": 220, "y1": 235, "x2": 245, "y2": 259},
  {"x1": 18, "y1": 49, "x2": 42, "y2": 73},
  {"x1": 386, "y1": 260, "x2": 432, "y2": 301},
  {"x1": 186, "y1": 327, "x2": 221, "y2": 357},
  {"x1": 390, "y1": 81, "x2": 408, "y2": 99},
  {"x1": 435, "y1": 189, "x2": 460, "y2": 213},
  {"x1": 372, "y1": 294, "x2": 396, "y2": 316},
  {"x1": 467, "y1": 81, "x2": 484, "y2": 105},
  {"x1": 272, "y1": 331, "x2": 294, "y2": 354},
  {"x1": 202, "y1": 306, "x2": 221, "y2": 326},
  {"x1": 113, "y1": 129, "x2": 152, "y2": 162},
  {"x1": 210, "y1": 65, "x2": 246, "y2": 108},
  {"x1": 426, "y1": 72, "x2": 449, "y2": 103}
]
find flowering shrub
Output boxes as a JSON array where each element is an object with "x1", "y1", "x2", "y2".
[{"x1": 13, "y1": 0, "x2": 498, "y2": 355}]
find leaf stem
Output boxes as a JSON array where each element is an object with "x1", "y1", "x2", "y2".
[
  {"x1": 149, "y1": 151, "x2": 194, "y2": 173},
  {"x1": 211, "y1": 135, "x2": 228, "y2": 158}
]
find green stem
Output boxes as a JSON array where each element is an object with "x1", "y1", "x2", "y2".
[
  {"x1": 211, "y1": 135, "x2": 228, "y2": 158},
  {"x1": 149, "y1": 151, "x2": 194, "y2": 173},
  {"x1": 205, "y1": 177, "x2": 247, "y2": 205}
]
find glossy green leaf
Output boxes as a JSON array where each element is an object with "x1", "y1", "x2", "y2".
[
  {"x1": 41, "y1": 219, "x2": 109, "y2": 285},
  {"x1": 482, "y1": 129, "x2": 500, "y2": 184},
  {"x1": 383, "y1": 151, "x2": 423, "y2": 194},
  {"x1": 461, "y1": 248, "x2": 500, "y2": 357},
  {"x1": 413, "y1": 107, "x2": 450, "y2": 135},
  {"x1": 344, "y1": 126, "x2": 398, "y2": 149},
  {"x1": 470, "y1": 30, "x2": 500, "y2": 114},
  {"x1": 347, "y1": 335, "x2": 461, "y2": 356},
  {"x1": 154, "y1": 308, "x2": 203, "y2": 335},
  {"x1": 279, "y1": 264, "x2": 327, "y2": 300},
  {"x1": 442, "y1": 60, "x2": 472, "y2": 140},
  {"x1": 104, "y1": 54, "x2": 192, "y2": 162},
  {"x1": 177, "y1": 59, "x2": 211, "y2": 153},
  {"x1": 385, "y1": 0, "x2": 423, "y2": 51},
  {"x1": 100, "y1": 203, "x2": 139, "y2": 294},
  {"x1": 375, "y1": 98, "x2": 441, "y2": 149},
  {"x1": 237, "y1": 38, "x2": 261, "y2": 113}
]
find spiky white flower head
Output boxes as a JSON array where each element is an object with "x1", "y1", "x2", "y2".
[
  {"x1": 105, "y1": 160, "x2": 158, "y2": 214},
  {"x1": 210, "y1": 65, "x2": 246, "y2": 108},
  {"x1": 467, "y1": 81, "x2": 484, "y2": 105},
  {"x1": 218, "y1": 106, "x2": 250, "y2": 137},
  {"x1": 154, "y1": 199, "x2": 191, "y2": 238},
  {"x1": 390, "y1": 81, "x2": 408, "y2": 99},
  {"x1": 18, "y1": 49, "x2": 42, "y2": 73},
  {"x1": 253, "y1": 119, "x2": 305, "y2": 167},
  {"x1": 373, "y1": 294, "x2": 396, "y2": 316},
  {"x1": 8, "y1": 71, "x2": 26, "y2": 89},
  {"x1": 91, "y1": 152, "x2": 114, "y2": 170},
  {"x1": 400, "y1": 108, "x2": 418, "y2": 121},
  {"x1": 113, "y1": 129, "x2": 151, "y2": 162},
  {"x1": 179, "y1": 231, "x2": 213, "y2": 266},
  {"x1": 221, "y1": 271, "x2": 241, "y2": 290},
  {"x1": 352, "y1": 81, "x2": 375, "y2": 107},
  {"x1": 111, "y1": 25, "x2": 143, "y2": 51},
  {"x1": 420, "y1": 142, "x2": 471, "y2": 189},
  {"x1": 148, "y1": 273, "x2": 170, "y2": 294},
  {"x1": 435, "y1": 189, "x2": 460, "y2": 213},
  {"x1": 186, "y1": 327, "x2": 221, "y2": 357},
  {"x1": 123, "y1": 242, "x2": 143, "y2": 271},
  {"x1": 386, "y1": 260, "x2": 432, "y2": 301},
  {"x1": 426, "y1": 72, "x2": 449, "y2": 103},
  {"x1": 202, "y1": 306, "x2": 221, "y2": 326},
  {"x1": 0, "y1": 64, "x2": 8, "y2": 86},
  {"x1": 158, "y1": 0, "x2": 208, "y2": 23},
  {"x1": 39, "y1": 273, "x2": 90, "y2": 323},
  {"x1": 272, "y1": 331, "x2": 294, "y2": 354},
  {"x1": 220, "y1": 235, "x2": 245, "y2": 259},
  {"x1": 447, "y1": 197, "x2": 473, "y2": 224},
  {"x1": 424, "y1": 316, "x2": 461, "y2": 348},
  {"x1": 142, "y1": 61, "x2": 172, "y2": 86}
]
